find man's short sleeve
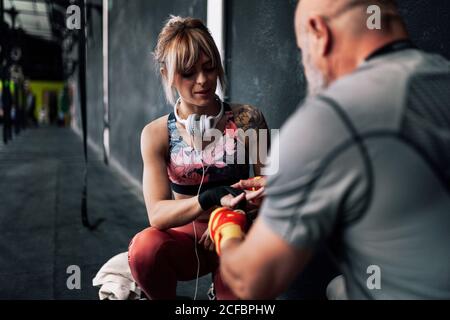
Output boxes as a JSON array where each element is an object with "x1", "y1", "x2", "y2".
[{"x1": 260, "y1": 98, "x2": 369, "y2": 249}]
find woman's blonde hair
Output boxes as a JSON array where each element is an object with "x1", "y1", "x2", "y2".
[{"x1": 154, "y1": 16, "x2": 226, "y2": 105}]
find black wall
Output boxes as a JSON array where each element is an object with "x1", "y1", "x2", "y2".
[
  {"x1": 226, "y1": 0, "x2": 305, "y2": 130},
  {"x1": 398, "y1": 0, "x2": 450, "y2": 60}
]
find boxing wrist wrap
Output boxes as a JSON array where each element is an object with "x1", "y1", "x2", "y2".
[
  {"x1": 208, "y1": 207, "x2": 247, "y2": 255},
  {"x1": 198, "y1": 186, "x2": 245, "y2": 211}
]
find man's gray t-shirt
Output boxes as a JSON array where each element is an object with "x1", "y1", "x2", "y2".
[{"x1": 261, "y1": 48, "x2": 450, "y2": 299}]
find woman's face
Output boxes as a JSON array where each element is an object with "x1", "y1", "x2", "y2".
[{"x1": 173, "y1": 52, "x2": 218, "y2": 107}]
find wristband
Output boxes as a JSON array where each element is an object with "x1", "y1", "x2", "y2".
[{"x1": 198, "y1": 186, "x2": 245, "y2": 211}]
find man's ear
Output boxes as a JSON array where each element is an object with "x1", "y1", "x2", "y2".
[{"x1": 307, "y1": 15, "x2": 332, "y2": 57}]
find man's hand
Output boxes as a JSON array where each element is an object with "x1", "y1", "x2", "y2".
[
  {"x1": 232, "y1": 176, "x2": 267, "y2": 190},
  {"x1": 198, "y1": 228, "x2": 215, "y2": 252},
  {"x1": 231, "y1": 177, "x2": 267, "y2": 208}
]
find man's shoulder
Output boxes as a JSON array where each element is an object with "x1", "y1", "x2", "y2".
[
  {"x1": 317, "y1": 58, "x2": 409, "y2": 131},
  {"x1": 326, "y1": 49, "x2": 449, "y2": 104},
  {"x1": 321, "y1": 49, "x2": 450, "y2": 132}
]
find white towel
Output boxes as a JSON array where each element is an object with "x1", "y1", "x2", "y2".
[{"x1": 92, "y1": 252, "x2": 142, "y2": 300}]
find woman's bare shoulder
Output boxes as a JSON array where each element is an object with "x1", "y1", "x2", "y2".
[
  {"x1": 141, "y1": 114, "x2": 170, "y2": 154},
  {"x1": 229, "y1": 103, "x2": 268, "y2": 130}
]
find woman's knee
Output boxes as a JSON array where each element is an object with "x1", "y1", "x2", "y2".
[{"x1": 128, "y1": 227, "x2": 170, "y2": 273}]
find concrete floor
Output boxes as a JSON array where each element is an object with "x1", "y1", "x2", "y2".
[{"x1": 0, "y1": 126, "x2": 211, "y2": 300}]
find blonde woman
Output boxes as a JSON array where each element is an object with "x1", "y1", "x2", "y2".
[{"x1": 128, "y1": 16, "x2": 268, "y2": 300}]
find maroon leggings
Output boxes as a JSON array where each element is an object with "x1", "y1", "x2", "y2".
[{"x1": 128, "y1": 221, "x2": 238, "y2": 300}]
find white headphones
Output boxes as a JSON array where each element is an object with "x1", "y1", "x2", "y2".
[{"x1": 173, "y1": 95, "x2": 224, "y2": 137}]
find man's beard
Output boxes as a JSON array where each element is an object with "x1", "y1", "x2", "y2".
[{"x1": 302, "y1": 43, "x2": 328, "y2": 97}]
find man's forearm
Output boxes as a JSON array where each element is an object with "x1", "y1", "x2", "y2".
[
  {"x1": 220, "y1": 238, "x2": 276, "y2": 300},
  {"x1": 219, "y1": 238, "x2": 249, "y2": 299},
  {"x1": 221, "y1": 237, "x2": 242, "y2": 255}
]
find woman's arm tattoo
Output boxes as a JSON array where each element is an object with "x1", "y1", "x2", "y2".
[{"x1": 233, "y1": 105, "x2": 269, "y2": 131}]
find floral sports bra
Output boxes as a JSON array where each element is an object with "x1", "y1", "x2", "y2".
[{"x1": 167, "y1": 103, "x2": 250, "y2": 196}]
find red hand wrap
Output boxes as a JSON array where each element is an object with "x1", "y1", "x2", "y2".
[{"x1": 208, "y1": 208, "x2": 247, "y2": 255}]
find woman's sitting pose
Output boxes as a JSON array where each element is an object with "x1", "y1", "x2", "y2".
[{"x1": 128, "y1": 16, "x2": 269, "y2": 300}]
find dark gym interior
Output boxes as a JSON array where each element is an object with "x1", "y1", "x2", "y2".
[{"x1": 0, "y1": 0, "x2": 449, "y2": 300}]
